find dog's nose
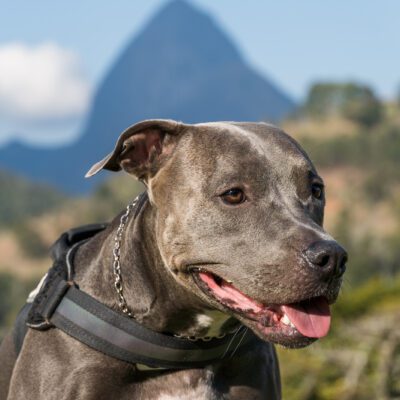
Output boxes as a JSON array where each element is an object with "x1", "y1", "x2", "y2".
[{"x1": 304, "y1": 241, "x2": 347, "y2": 278}]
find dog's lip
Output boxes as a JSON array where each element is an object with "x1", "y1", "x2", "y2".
[{"x1": 191, "y1": 268, "x2": 332, "y2": 341}]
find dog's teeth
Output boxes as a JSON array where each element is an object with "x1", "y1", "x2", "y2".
[{"x1": 281, "y1": 314, "x2": 291, "y2": 326}]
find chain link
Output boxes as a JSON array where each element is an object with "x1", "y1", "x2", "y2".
[{"x1": 112, "y1": 196, "x2": 140, "y2": 317}]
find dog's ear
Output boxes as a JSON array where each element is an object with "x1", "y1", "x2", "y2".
[{"x1": 85, "y1": 119, "x2": 186, "y2": 181}]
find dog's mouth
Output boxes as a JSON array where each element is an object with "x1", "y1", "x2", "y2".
[{"x1": 192, "y1": 270, "x2": 331, "y2": 346}]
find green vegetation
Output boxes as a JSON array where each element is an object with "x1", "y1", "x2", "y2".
[
  {"x1": 334, "y1": 277, "x2": 400, "y2": 321},
  {"x1": 301, "y1": 124, "x2": 400, "y2": 176},
  {"x1": 302, "y1": 82, "x2": 383, "y2": 127},
  {"x1": 0, "y1": 170, "x2": 67, "y2": 227},
  {"x1": 12, "y1": 223, "x2": 49, "y2": 259},
  {"x1": 0, "y1": 272, "x2": 38, "y2": 338},
  {"x1": 332, "y1": 208, "x2": 400, "y2": 285},
  {"x1": 2, "y1": 174, "x2": 143, "y2": 262},
  {"x1": 280, "y1": 276, "x2": 400, "y2": 400},
  {"x1": 86, "y1": 175, "x2": 144, "y2": 221}
]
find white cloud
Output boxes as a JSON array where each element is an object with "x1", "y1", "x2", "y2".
[{"x1": 0, "y1": 42, "x2": 91, "y2": 122}]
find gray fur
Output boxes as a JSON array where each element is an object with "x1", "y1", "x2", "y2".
[{"x1": 0, "y1": 120, "x2": 346, "y2": 399}]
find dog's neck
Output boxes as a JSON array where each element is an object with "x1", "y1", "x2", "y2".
[{"x1": 74, "y1": 198, "x2": 236, "y2": 339}]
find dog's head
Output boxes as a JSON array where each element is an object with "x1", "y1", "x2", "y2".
[{"x1": 87, "y1": 119, "x2": 347, "y2": 348}]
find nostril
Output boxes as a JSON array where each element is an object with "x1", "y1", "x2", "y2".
[
  {"x1": 337, "y1": 254, "x2": 348, "y2": 277},
  {"x1": 304, "y1": 241, "x2": 347, "y2": 277},
  {"x1": 304, "y1": 244, "x2": 333, "y2": 270},
  {"x1": 317, "y1": 254, "x2": 331, "y2": 268}
]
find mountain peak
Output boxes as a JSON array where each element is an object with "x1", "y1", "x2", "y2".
[
  {"x1": 152, "y1": 0, "x2": 214, "y2": 23},
  {"x1": 130, "y1": 0, "x2": 243, "y2": 67},
  {"x1": 0, "y1": 1, "x2": 295, "y2": 193},
  {"x1": 155, "y1": 0, "x2": 203, "y2": 16}
]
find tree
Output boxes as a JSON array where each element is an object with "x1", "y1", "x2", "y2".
[
  {"x1": 303, "y1": 82, "x2": 383, "y2": 127},
  {"x1": 341, "y1": 84, "x2": 383, "y2": 127}
]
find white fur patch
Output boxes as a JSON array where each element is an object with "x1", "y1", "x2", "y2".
[
  {"x1": 156, "y1": 385, "x2": 217, "y2": 400},
  {"x1": 195, "y1": 310, "x2": 231, "y2": 337},
  {"x1": 156, "y1": 370, "x2": 218, "y2": 400},
  {"x1": 195, "y1": 313, "x2": 213, "y2": 329},
  {"x1": 27, "y1": 273, "x2": 48, "y2": 303}
]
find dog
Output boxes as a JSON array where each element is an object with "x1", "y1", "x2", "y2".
[{"x1": 0, "y1": 119, "x2": 347, "y2": 400}]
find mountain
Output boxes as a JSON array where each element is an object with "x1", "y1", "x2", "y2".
[{"x1": 0, "y1": 0, "x2": 295, "y2": 193}]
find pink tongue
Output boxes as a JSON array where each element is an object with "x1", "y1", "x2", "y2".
[
  {"x1": 198, "y1": 272, "x2": 263, "y2": 313},
  {"x1": 282, "y1": 297, "x2": 331, "y2": 338}
]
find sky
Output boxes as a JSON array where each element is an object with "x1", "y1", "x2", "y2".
[{"x1": 0, "y1": 0, "x2": 399, "y2": 146}]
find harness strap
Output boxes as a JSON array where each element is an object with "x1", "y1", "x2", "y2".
[
  {"x1": 13, "y1": 304, "x2": 31, "y2": 354},
  {"x1": 40, "y1": 276, "x2": 254, "y2": 369}
]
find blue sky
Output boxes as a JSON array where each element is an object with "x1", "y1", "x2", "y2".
[{"x1": 1, "y1": 0, "x2": 399, "y2": 145}]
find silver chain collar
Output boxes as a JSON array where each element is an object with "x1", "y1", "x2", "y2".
[
  {"x1": 112, "y1": 194, "x2": 228, "y2": 342},
  {"x1": 112, "y1": 196, "x2": 140, "y2": 318}
]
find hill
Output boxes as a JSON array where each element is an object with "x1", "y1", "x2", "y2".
[
  {"x1": 0, "y1": 0, "x2": 295, "y2": 193},
  {"x1": 0, "y1": 170, "x2": 67, "y2": 227}
]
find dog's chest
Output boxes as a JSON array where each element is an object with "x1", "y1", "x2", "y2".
[
  {"x1": 155, "y1": 388, "x2": 217, "y2": 400},
  {"x1": 134, "y1": 364, "x2": 273, "y2": 400},
  {"x1": 132, "y1": 349, "x2": 278, "y2": 400},
  {"x1": 137, "y1": 368, "x2": 221, "y2": 400}
]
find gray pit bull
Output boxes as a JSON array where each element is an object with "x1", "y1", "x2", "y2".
[{"x1": 0, "y1": 119, "x2": 347, "y2": 400}]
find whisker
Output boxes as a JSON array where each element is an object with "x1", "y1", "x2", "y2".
[
  {"x1": 230, "y1": 327, "x2": 248, "y2": 359},
  {"x1": 221, "y1": 325, "x2": 245, "y2": 359}
]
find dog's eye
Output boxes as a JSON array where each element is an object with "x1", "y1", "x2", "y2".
[
  {"x1": 311, "y1": 183, "x2": 324, "y2": 200},
  {"x1": 221, "y1": 188, "x2": 246, "y2": 205}
]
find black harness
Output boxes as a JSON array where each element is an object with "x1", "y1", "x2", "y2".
[{"x1": 13, "y1": 196, "x2": 254, "y2": 370}]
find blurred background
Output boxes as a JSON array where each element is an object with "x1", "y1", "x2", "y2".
[{"x1": 1, "y1": 1, "x2": 399, "y2": 398}]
